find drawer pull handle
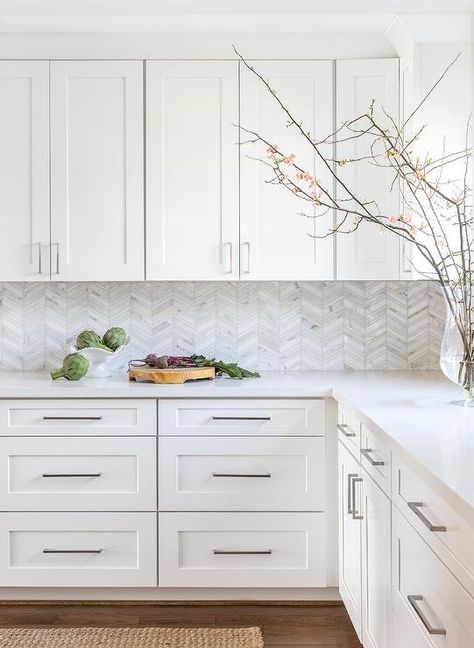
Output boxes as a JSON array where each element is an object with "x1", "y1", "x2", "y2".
[
  {"x1": 42, "y1": 473, "x2": 102, "y2": 478},
  {"x1": 211, "y1": 416, "x2": 271, "y2": 421},
  {"x1": 407, "y1": 502, "x2": 447, "y2": 532},
  {"x1": 337, "y1": 423, "x2": 356, "y2": 438},
  {"x1": 407, "y1": 595, "x2": 447, "y2": 636},
  {"x1": 213, "y1": 549, "x2": 272, "y2": 555},
  {"x1": 351, "y1": 476, "x2": 363, "y2": 520},
  {"x1": 361, "y1": 448, "x2": 385, "y2": 466},
  {"x1": 347, "y1": 473, "x2": 358, "y2": 515},
  {"x1": 212, "y1": 472, "x2": 271, "y2": 478},
  {"x1": 42, "y1": 416, "x2": 103, "y2": 421},
  {"x1": 43, "y1": 549, "x2": 103, "y2": 554}
]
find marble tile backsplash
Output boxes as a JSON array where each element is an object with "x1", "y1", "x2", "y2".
[{"x1": 0, "y1": 281, "x2": 444, "y2": 372}]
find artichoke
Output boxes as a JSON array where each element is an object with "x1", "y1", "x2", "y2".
[
  {"x1": 51, "y1": 353, "x2": 89, "y2": 381},
  {"x1": 76, "y1": 330, "x2": 109, "y2": 351},
  {"x1": 102, "y1": 327, "x2": 127, "y2": 351}
]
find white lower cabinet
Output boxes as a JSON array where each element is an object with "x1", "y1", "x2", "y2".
[
  {"x1": 361, "y1": 467, "x2": 391, "y2": 648},
  {"x1": 393, "y1": 506, "x2": 474, "y2": 647},
  {"x1": 159, "y1": 436, "x2": 325, "y2": 511},
  {"x1": 158, "y1": 512, "x2": 326, "y2": 588},
  {"x1": 0, "y1": 512, "x2": 157, "y2": 587},
  {"x1": 338, "y1": 440, "x2": 363, "y2": 639}
]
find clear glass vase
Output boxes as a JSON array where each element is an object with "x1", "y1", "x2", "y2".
[{"x1": 439, "y1": 287, "x2": 474, "y2": 406}]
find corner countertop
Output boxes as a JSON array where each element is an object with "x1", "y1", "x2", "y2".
[{"x1": 0, "y1": 370, "x2": 473, "y2": 518}]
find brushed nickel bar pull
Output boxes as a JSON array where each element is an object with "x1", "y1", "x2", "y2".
[
  {"x1": 211, "y1": 416, "x2": 271, "y2": 421},
  {"x1": 361, "y1": 448, "x2": 385, "y2": 466},
  {"x1": 351, "y1": 476, "x2": 363, "y2": 520},
  {"x1": 407, "y1": 595, "x2": 446, "y2": 636},
  {"x1": 55, "y1": 241, "x2": 60, "y2": 275},
  {"x1": 407, "y1": 502, "x2": 447, "y2": 532},
  {"x1": 37, "y1": 242, "x2": 42, "y2": 275},
  {"x1": 347, "y1": 473, "x2": 357, "y2": 515},
  {"x1": 43, "y1": 416, "x2": 103, "y2": 421},
  {"x1": 42, "y1": 473, "x2": 102, "y2": 478},
  {"x1": 223, "y1": 242, "x2": 233, "y2": 274},
  {"x1": 43, "y1": 549, "x2": 103, "y2": 554},
  {"x1": 337, "y1": 423, "x2": 356, "y2": 438},
  {"x1": 213, "y1": 549, "x2": 272, "y2": 555},
  {"x1": 241, "y1": 241, "x2": 251, "y2": 274},
  {"x1": 212, "y1": 472, "x2": 271, "y2": 478}
]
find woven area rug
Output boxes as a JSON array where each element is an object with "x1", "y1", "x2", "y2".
[{"x1": 0, "y1": 627, "x2": 263, "y2": 648}]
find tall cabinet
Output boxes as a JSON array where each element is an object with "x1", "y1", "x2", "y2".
[
  {"x1": 240, "y1": 61, "x2": 335, "y2": 280},
  {"x1": 0, "y1": 62, "x2": 50, "y2": 280},
  {"x1": 146, "y1": 61, "x2": 239, "y2": 280},
  {"x1": 336, "y1": 59, "x2": 400, "y2": 279}
]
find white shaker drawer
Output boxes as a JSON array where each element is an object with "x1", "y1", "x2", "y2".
[
  {"x1": 159, "y1": 436, "x2": 325, "y2": 511},
  {"x1": 159, "y1": 399, "x2": 325, "y2": 436},
  {"x1": 393, "y1": 507, "x2": 474, "y2": 648},
  {"x1": 393, "y1": 455, "x2": 474, "y2": 594},
  {"x1": 0, "y1": 399, "x2": 156, "y2": 436},
  {"x1": 159, "y1": 512, "x2": 326, "y2": 587},
  {"x1": 0, "y1": 437, "x2": 156, "y2": 511},
  {"x1": 360, "y1": 424, "x2": 391, "y2": 497},
  {"x1": 337, "y1": 406, "x2": 360, "y2": 457},
  {"x1": 0, "y1": 512, "x2": 157, "y2": 587}
]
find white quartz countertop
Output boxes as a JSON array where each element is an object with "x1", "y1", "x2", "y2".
[{"x1": 1, "y1": 370, "x2": 474, "y2": 517}]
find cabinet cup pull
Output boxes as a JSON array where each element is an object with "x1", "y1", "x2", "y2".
[
  {"x1": 211, "y1": 416, "x2": 271, "y2": 421},
  {"x1": 42, "y1": 473, "x2": 102, "y2": 478},
  {"x1": 43, "y1": 549, "x2": 103, "y2": 554},
  {"x1": 407, "y1": 502, "x2": 447, "y2": 532},
  {"x1": 407, "y1": 595, "x2": 446, "y2": 636},
  {"x1": 361, "y1": 448, "x2": 385, "y2": 466},
  {"x1": 351, "y1": 476, "x2": 363, "y2": 520},
  {"x1": 337, "y1": 423, "x2": 356, "y2": 438},
  {"x1": 212, "y1": 472, "x2": 271, "y2": 478},
  {"x1": 213, "y1": 549, "x2": 272, "y2": 555},
  {"x1": 42, "y1": 416, "x2": 103, "y2": 421}
]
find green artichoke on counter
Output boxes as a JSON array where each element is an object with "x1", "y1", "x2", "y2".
[
  {"x1": 50, "y1": 353, "x2": 89, "y2": 381},
  {"x1": 76, "y1": 329, "x2": 110, "y2": 351},
  {"x1": 102, "y1": 327, "x2": 127, "y2": 351}
]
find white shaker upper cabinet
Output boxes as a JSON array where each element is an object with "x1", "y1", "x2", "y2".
[
  {"x1": 240, "y1": 61, "x2": 334, "y2": 280},
  {"x1": 0, "y1": 62, "x2": 50, "y2": 281},
  {"x1": 336, "y1": 59, "x2": 400, "y2": 280},
  {"x1": 50, "y1": 61, "x2": 144, "y2": 281},
  {"x1": 146, "y1": 61, "x2": 239, "y2": 280}
]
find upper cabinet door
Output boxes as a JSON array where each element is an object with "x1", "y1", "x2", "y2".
[
  {"x1": 0, "y1": 62, "x2": 50, "y2": 281},
  {"x1": 240, "y1": 61, "x2": 334, "y2": 281},
  {"x1": 336, "y1": 59, "x2": 400, "y2": 280},
  {"x1": 50, "y1": 61, "x2": 144, "y2": 281},
  {"x1": 146, "y1": 61, "x2": 239, "y2": 280}
]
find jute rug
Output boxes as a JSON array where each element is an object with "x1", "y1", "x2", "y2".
[{"x1": 0, "y1": 627, "x2": 263, "y2": 647}]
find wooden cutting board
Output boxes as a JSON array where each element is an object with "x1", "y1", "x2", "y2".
[{"x1": 128, "y1": 365, "x2": 216, "y2": 384}]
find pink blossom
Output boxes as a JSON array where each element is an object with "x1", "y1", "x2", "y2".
[
  {"x1": 281, "y1": 153, "x2": 296, "y2": 165},
  {"x1": 388, "y1": 215, "x2": 399, "y2": 224}
]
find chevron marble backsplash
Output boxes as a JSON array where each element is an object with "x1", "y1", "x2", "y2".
[{"x1": 0, "y1": 281, "x2": 444, "y2": 372}]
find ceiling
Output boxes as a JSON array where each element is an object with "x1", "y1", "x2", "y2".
[{"x1": 0, "y1": 0, "x2": 470, "y2": 33}]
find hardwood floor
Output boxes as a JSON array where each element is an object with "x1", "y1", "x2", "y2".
[{"x1": 0, "y1": 602, "x2": 361, "y2": 647}]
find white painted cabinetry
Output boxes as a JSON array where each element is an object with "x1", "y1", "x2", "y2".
[
  {"x1": 240, "y1": 61, "x2": 334, "y2": 280},
  {"x1": 146, "y1": 61, "x2": 239, "y2": 280},
  {"x1": 50, "y1": 61, "x2": 144, "y2": 280},
  {"x1": 0, "y1": 62, "x2": 50, "y2": 280},
  {"x1": 336, "y1": 59, "x2": 400, "y2": 279}
]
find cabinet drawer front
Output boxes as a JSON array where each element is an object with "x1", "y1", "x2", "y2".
[
  {"x1": 393, "y1": 507, "x2": 474, "y2": 647},
  {"x1": 360, "y1": 424, "x2": 391, "y2": 496},
  {"x1": 0, "y1": 400, "x2": 156, "y2": 436},
  {"x1": 337, "y1": 406, "x2": 360, "y2": 456},
  {"x1": 394, "y1": 456, "x2": 474, "y2": 594},
  {"x1": 391, "y1": 612, "x2": 432, "y2": 648},
  {"x1": 0, "y1": 437, "x2": 156, "y2": 511},
  {"x1": 159, "y1": 512, "x2": 326, "y2": 587},
  {"x1": 159, "y1": 399, "x2": 325, "y2": 436},
  {"x1": 0, "y1": 513, "x2": 157, "y2": 587},
  {"x1": 159, "y1": 436, "x2": 325, "y2": 511}
]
